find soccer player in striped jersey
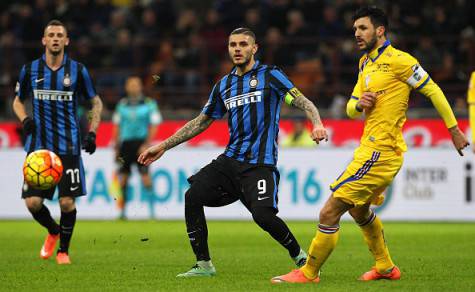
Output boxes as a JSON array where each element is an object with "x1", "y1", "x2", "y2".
[
  {"x1": 139, "y1": 27, "x2": 328, "y2": 277},
  {"x1": 271, "y1": 6, "x2": 469, "y2": 284},
  {"x1": 12, "y1": 20, "x2": 103, "y2": 264}
]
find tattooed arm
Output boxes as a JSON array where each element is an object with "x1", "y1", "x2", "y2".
[
  {"x1": 288, "y1": 91, "x2": 328, "y2": 144},
  {"x1": 138, "y1": 113, "x2": 214, "y2": 165},
  {"x1": 291, "y1": 94, "x2": 324, "y2": 128},
  {"x1": 162, "y1": 113, "x2": 213, "y2": 150},
  {"x1": 88, "y1": 95, "x2": 103, "y2": 133}
]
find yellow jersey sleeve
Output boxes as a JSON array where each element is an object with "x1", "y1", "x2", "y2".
[
  {"x1": 418, "y1": 79, "x2": 457, "y2": 128},
  {"x1": 468, "y1": 72, "x2": 475, "y2": 104},
  {"x1": 392, "y1": 52, "x2": 430, "y2": 89},
  {"x1": 347, "y1": 59, "x2": 365, "y2": 119}
]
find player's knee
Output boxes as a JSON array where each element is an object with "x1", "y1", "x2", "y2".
[
  {"x1": 59, "y1": 197, "x2": 75, "y2": 212},
  {"x1": 25, "y1": 198, "x2": 42, "y2": 213},
  {"x1": 319, "y1": 206, "x2": 340, "y2": 225},
  {"x1": 349, "y1": 208, "x2": 370, "y2": 224},
  {"x1": 141, "y1": 175, "x2": 152, "y2": 188},
  {"x1": 251, "y1": 207, "x2": 275, "y2": 230},
  {"x1": 185, "y1": 182, "x2": 206, "y2": 207},
  {"x1": 119, "y1": 174, "x2": 129, "y2": 188}
]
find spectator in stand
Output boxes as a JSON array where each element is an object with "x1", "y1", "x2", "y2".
[{"x1": 282, "y1": 119, "x2": 316, "y2": 148}]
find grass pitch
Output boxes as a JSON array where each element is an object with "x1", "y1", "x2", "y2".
[{"x1": 1, "y1": 220, "x2": 474, "y2": 291}]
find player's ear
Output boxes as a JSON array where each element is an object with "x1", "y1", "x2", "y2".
[
  {"x1": 41, "y1": 37, "x2": 46, "y2": 46},
  {"x1": 65, "y1": 37, "x2": 70, "y2": 46},
  {"x1": 376, "y1": 26, "x2": 385, "y2": 38},
  {"x1": 253, "y1": 43, "x2": 258, "y2": 54}
]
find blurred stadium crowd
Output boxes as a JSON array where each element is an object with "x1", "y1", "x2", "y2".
[{"x1": 0, "y1": 0, "x2": 474, "y2": 119}]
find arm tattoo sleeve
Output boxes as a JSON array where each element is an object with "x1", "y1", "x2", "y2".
[
  {"x1": 291, "y1": 95, "x2": 323, "y2": 126},
  {"x1": 89, "y1": 96, "x2": 103, "y2": 132},
  {"x1": 163, "y1": 113, "x2": 213, "y2": 150}
]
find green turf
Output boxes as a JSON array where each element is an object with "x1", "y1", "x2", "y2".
[{"x1": 1, "y1": 220, "x2": 474, "y2": 291}]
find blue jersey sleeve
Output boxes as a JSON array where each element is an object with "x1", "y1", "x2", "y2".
[
  {"x1": 201, "y1": 83, "x2": 226, "y2": 119},
  {"x1": 78, "y1": 65, "x2": 97, "y2": 100},
  {"x1": 16, "y1": 65, "x2": 30, "y2": 101},
  {"x1": 269, "y1": 67, "x2": 296, "y2": 100}
]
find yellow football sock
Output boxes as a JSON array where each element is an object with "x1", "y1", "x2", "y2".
[
  {"x1": 300, "y1": 224, "x2": 340, "y2": 279},
  {"x1": 359, "y1": 212, "x2": 394, "y2": 273}
]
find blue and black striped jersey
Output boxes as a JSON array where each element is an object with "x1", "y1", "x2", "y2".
[
  {"x1": 202, "y1": 61, "x2": 296, "y2": 166},
  {"x1": 16, "y1": 54, "x2": 97, "y2": 155}
]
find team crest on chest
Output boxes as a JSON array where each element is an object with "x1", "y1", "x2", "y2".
[
  {"x1": 63, "y1": 74, "x2": 71, "y2": 87},
  {"x1": 249, "y1": 76, "x2": 258, "y2": 88}
]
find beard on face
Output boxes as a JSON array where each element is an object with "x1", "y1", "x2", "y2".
[{"x1": 362, "y1": 33, "x2": 378, "y2": 52}]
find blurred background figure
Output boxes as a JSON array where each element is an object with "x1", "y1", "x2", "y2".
[
  {"x1": 111, "y1": 76, "x2": 162, "y2": 220},
  {"x1": 282, "y1": 118, "x2": 315, "y2": 148}
]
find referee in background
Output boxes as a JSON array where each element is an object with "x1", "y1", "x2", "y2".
[{"x1": 112, "y1": 76, "x2": 162, "y2": 220}]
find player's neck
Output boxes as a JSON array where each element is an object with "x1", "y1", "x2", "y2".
[
  {"x1": 367, "y1": 37, "x2": 387, "y2": 58},
  {"x1": 45, "y1": 51, "x2": 65, "y2": 70},
  {"x1": 235, "y1": 59, "x2": 256, "y2": 76}
]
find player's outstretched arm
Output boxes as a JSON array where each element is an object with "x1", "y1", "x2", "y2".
[
  {"x1": 291, "y1": 94, "x2": 328, "y2": 144},
  {"x1": 419, "y1": 80, "x2": 469, "y2": 156},
  {"x1": 138, "y1": 113, "x2": 214, "y2": 165}
]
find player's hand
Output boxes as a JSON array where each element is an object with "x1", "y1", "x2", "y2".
[
  {"x1": 138, "y1": 143, "x2": 166, "y2": 166},
  {"x1": 311, "y1": 124, "x2": 328, "y2": 144},
  {"x1": 357, "y1": 92, "x2": 377, "y2": 110},
  {"x1": 448, "y1": 126, "x2": 469, "y2": 156},
  {"x1": 138, "y1": 143, "x2": 149, "y2": 155},
  {"x1": 22, "y1": 116, "x2": 35, "y2": 135},
  {"x1": 82, "y1": 131, "x2": 97, "y2": 154}
]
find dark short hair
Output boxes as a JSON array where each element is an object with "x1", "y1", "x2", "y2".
[
  {"x1": 352, "y1": 6, "x2": 388, "y2": 32},
  {"x1": 44, "y1": 19, "x2": 68, "y2": 34},
  {"x1": 230, "y1": 27, "x2": 256, "y2": 41}
]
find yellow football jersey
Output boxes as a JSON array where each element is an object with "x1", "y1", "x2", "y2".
[
  {"x1": 468, "y1": 71, "x2": 475, "y2": 104},
  {"x1": 351, "y1": 40, "x2": 430, "y2": 153},
  {"x1": 468, "y1": 71, "x2": 475, "y2": 143}
]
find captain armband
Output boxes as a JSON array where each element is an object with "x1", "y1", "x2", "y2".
[{"x1": 285, "y1": 87, "x2": 304, "y2": 105}]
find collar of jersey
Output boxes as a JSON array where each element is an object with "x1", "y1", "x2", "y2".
[
  {"x1": 366, "y1": 39, "x2": 391, "y2": 62},
  {"x1": 230, "y1": 60, "x2": 260, "y2": 76},
  {"x1": 126, "y1": 96, "x2": 146, "y2": 105},
  {"x1": 41, "y1": 53, "x2": 68, "y2": 70}
]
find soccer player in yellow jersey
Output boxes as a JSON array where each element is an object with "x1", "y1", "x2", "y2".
[
  {"x1": 271, "y1": 6, "x2": 469, "y2": 284},
  {"x1": 468, "y1": 71, "x2": 475, "y2": 152}
]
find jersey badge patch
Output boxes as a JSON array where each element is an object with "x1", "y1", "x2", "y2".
[{"x1": 63, "y1": 74, "x2": 71, "y2": 87}]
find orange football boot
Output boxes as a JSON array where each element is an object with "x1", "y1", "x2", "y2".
[
  {"x1": 271, "y1": 269, "x2": 320, "y2": 284},
  {"x1": 40, "y1": 233, "x2": 59, "y2": 259},
  {"x1": 56, "y1": 252, "x2": 71, "y2": 265},
  {"x1": 359, "y1": 266, "x2": 401, "y2": 281}
]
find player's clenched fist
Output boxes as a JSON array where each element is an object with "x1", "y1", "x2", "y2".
[
  {"x1": 357, "y1": 92, "x2": 377, "y2": 110},
  {"x1": 448, "y1": 126, "x2": 469, "y2": 156},
  {"x1": 311, "y1": 125, "x2": 328, "y2": 144}
]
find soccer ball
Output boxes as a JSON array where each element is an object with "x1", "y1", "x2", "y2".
[{"x1": 23, "y1": 150, "x2": 63, "y2": 190}]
